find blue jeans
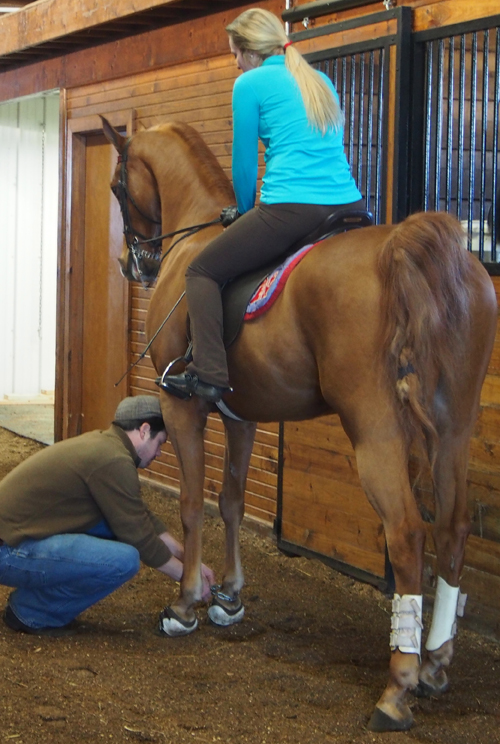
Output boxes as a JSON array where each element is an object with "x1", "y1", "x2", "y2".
[{"x1": 0, "y1": 522, "x2": 140, "y2": 629}]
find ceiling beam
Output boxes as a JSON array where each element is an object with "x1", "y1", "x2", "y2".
[{"x1": 0, "y1": 0, "x2": 220, "y2": 57}]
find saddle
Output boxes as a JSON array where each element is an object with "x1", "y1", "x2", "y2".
[{"x1": 221, "y1": 208, "x2": 374, "y2": 347}]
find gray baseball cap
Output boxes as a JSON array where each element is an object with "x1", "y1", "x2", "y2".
[{"x1": 114, "y1": 395, "x2": 163, "y2": 422}]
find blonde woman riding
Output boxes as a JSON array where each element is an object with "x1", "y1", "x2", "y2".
[{"x1": 163, "y1": 8, "x2": 363, "y2": 403}]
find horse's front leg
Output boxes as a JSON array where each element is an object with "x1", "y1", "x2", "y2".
[
  {"x1": 208, "y1": 417, "x2": 256, "y2": 627},
  {"x1": 158, "y1": 397, "x2": 209, "y2": 637}
]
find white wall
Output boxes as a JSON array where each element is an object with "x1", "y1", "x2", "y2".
[{"x1": 0, "y1": 91, "x2": 59, "y2": 399}]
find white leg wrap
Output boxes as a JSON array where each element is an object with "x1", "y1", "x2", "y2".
[
  {"x1": 425, "y1": 576, "x2": 463, "y2": 652},
  {"x1": 390, "y1": 594, "x2": 423, "y2": 654},
  {"x1": 457, "y1": 590, "x2": 467, "y2": 617}
]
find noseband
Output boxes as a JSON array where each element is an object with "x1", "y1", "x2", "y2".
[{"x1": 114, "y1": 138, "x2": 222, "y2": 287}]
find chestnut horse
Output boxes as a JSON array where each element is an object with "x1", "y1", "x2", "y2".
[{"x1": 102, "y1": 117, "x2": 496, "y2": 732}]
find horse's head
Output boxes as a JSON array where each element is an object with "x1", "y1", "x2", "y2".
[{"x1": 101, "y1": 116, "x2": 162, "y2": 286}]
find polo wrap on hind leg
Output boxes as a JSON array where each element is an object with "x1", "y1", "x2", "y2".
[
  {"x1": 390, "y1": 594, "x2": 423, "y2": 654},
  {"x1": 425, "y1": 576, "x2": 467, "y2": 652}
]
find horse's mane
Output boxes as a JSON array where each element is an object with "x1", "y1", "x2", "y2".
[{"x1": 151, "y1": 122, "x2": 235, "y2": 203}]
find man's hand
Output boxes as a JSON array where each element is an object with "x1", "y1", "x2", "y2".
[
  {"x1": 157, "y1": 532, "x2": 216, "y2": 603},
  {"x1": 201, "y1": 563, "x2": 216, "y2": 602}
]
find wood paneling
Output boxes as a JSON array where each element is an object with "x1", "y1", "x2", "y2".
[
  {"x1": 281, "y1": 415, "x2": 386, "y2": 578},
  {"x1": 413, "y1": 0, "x2": 500, "y2": 32},
  {"x1": 294, "y1": 18, "x2": 398, "y2": 57},
  {"x1": 0, "y1": 0, "x2": 284, "y2": 104},
  {"x1": 290, "y1": 0, "x2": 500, "y2": 35},
  {"x1": 0, "y1": 0, "x2": 226, "y2": 57}
]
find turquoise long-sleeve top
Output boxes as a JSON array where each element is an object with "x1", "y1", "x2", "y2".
[{"x1": 231, "y1": 55, "x2": 362, "y2": 215}]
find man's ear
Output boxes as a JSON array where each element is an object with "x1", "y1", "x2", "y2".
[{"x1": 138, "y1": 422, "x2": 151, "y2": 439}]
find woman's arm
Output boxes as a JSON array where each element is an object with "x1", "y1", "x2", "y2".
[{"x1": 232, "y1": 75, "x2": 260, "y2": 214}]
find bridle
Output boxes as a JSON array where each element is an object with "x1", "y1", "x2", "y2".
[{"x1": 114, "y1": 138, "x2": 221, "y2": 287}]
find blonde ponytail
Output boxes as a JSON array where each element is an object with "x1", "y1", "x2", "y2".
[{"x1": 226, "y1": 8, "x2": 344, "y2": 134}]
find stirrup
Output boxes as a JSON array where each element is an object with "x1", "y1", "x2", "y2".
[{"x1": 155, "y1": 343, "x2": 193, "y2": 399}]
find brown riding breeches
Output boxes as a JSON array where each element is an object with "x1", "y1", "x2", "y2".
[{"x1": 185, "y1": 200, "x2": 364, "y2": 387}]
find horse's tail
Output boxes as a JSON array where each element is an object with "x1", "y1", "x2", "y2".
[{"x1": 378, "y1": 211, "x2": 472, "y2": 460}]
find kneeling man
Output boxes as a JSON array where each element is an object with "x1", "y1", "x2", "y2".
[{"x1": 0, "y1": 395, "x2": 214, "y2": 636}]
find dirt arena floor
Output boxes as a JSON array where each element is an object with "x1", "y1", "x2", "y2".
[{"x1": 0, "y1": 426, "x2": 499, "y2": 744}]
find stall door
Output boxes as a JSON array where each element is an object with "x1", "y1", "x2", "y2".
[{"x1": 58, "y1": 115, "x2": 131, "y2": 439}]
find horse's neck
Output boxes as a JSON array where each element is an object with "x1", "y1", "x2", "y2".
[{"x1": 153, "y1": 135, "x2": 231, "y2": 235}]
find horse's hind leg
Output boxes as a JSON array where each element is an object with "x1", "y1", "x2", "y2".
[
  {"x1": 208, "y1": 416, "x2": 256, "y2": 626},
  {"x1": 350, "y1": 426, "x2": 426, "y2": 732},
  {"x1": 417, "y1": 430, "x2": 472, "y2": 697}
]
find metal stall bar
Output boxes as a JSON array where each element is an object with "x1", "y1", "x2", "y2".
[
  {"x1": 479, "y1": 31, "x2": 490, "y2": 260},
  {"x1": 366, "y1": 51, "x2": 375, "y2": 214},
  {"x1": 445, "y1": 38, "x2": 455, "y2": 213},
  {"x1": 356, "y1": 53, "x2": 365, "y2": 189},
  {"x1": 375, "y1": 46, "x2": 386, "y2": 224},
  {"x1": 493, "y1": 29, "x2": 500, "y2": 259},
  {"x1": 348, "y1": 55, "x2": 356, "y2": 169},
  {"x1": 434, "y1": 39, "x2": 445, "y2": 210},
  {"x1": 390, "y1": 6, "x2": 413, "y2": 223},
  {"x1": 423, "y1": 40, "x2": 434, "y2": 211},
  {"x1": 468, "y1": 32, "x2": 478, "y2": 251},
  {"x1": 457, "y1": 34, "x2": 466, "y2": 222}
]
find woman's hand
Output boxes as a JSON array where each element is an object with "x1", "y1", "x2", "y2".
[{"x1": 220, "y1": 205, "x2": 240, "y2": 227}]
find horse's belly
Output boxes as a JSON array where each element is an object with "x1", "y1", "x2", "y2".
[{"x1": 225, "y1": 307, "x2": 330, "y2": 422}]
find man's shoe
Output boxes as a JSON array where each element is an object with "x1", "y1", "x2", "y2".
[
  {"x1": 156, "y1": 372, "x2": 231, "y2": 403},
  {"x1": 3, "y1": 605, "x2": 78, "y2": 638}
]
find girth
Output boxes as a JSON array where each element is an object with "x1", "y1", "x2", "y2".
[{"x1": 221, "y1": 208, "x2": 373, "y2": 348}]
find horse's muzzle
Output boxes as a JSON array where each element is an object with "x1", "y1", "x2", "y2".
[{"x1": 118, "y1": 249, "x2": 160, "y2": 286}]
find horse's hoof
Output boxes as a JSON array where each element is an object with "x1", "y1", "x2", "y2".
[
  {"x1": 367, "y1": 707, "x2": 413, "y2": 732},
  {"x1": 207, "y1": 597, "x2": 245, "y2": 627},
  {"x1": 158, "y1": 606, "x2": 198, "y2": 637},
  {"x1": 414, "y1": 679, "x2": 449, "y2": 698}
]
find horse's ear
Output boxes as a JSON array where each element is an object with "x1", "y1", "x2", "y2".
[{"x1": 100, "y1": 115, "x2": 127, "y2": 153}]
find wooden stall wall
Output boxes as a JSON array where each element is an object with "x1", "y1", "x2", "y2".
[{"x1": 65, "y1": 45, "x2": 281, "y2": 526}]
